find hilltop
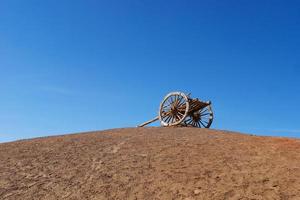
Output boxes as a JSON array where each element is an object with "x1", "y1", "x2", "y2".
[{"x1": 0, "y1": 127, "x2": 300, "y2": 199}]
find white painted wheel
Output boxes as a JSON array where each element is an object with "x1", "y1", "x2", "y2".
[{"x1": 158, "y1": 92, "x2": 190, "y2": 126}]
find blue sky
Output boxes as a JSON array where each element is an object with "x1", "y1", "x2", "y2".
[{"x1": 1, "y1": 0, "x2": 300, "y2": 142}]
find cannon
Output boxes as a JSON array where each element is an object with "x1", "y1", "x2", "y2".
[{"x1": 138, "y1": 91, "x2": 213, "y2": 128}]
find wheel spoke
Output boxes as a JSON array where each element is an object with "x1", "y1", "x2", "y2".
[
  {"x1": 200, "y1": 108, "x2": 208, "y2": 114},
  {"x1": 174, "y1": 95, "x2": 179, "y2": 106},
  {"x1": 163, "y1": 115, "x2": 168, "y2": 122},
  {"x1": 162, "y1": 110, "x2": 170, "y2": 116},
  {"x1": 197, "y1": 121, "x2": 201, "y2": 128},
  {"x1": 185, "y1": 118, "x2": 193, "y2": 123},
  {"x1": 162, "y1": 114, "x2": 168, "y2": 120},
  {"x1": 168, "y1": 115, "x2": 173, "y2": 123},
  {"x1": 170, "y1": 96, "x2": 175, "y2": 104},
  {"x1": 201, "y1": 118, "x2": 209, "y2": 123},
  {"x1": 165, "y1": 115, "x2": 172, "y2": 123},
  {"x1": 178, "y1": 104, "x2": 187, "y2": 111},
  {"x1": 163, "y1": 103, "x2": 171, "y2": 109},
  {"x1": 178, "y1": 95, "x2": 186, "y2": 105},
  {"x1": 178, "y1": 99, "x2": 186, "y2": 107},
  {"x1": 163, "y1": 113, "x2": 171, "y2": 120},
  {"x1": 163, "y1": 108, "x2": 171, "y2": 113},
  {"x1": 163, "y1": 101, "x2": 172, "y2": 110},
  {"x1": 178, "y1": 112, "x2": 184, "y2": 116},
  {"x1": 200, "y1": 113, "x2": 210, "y2": 116},
  {"x1": 193, "y1": 121, "x2": 197, "y2": 127},
  {"x1": 176, "y1": 114, "x2": 182, "y2": 120},
  {"x1": 177, "y1": 95, "x2": 183, "y2": 105},
  {"x1": 199, "y1": 120, "x2": 206, "y2": 127},
  {"x1": 200, "y1": 116, "x2": 209, "y2": 120},
  {"x1": 171, "y1": 116, "x2": 176, "y2": 123},
  {"x1": 167, "y1": 97, "x2": 173, "y2": 105}
]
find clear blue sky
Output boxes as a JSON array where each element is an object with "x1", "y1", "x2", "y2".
[{"x1": 1, "y1": 0, "x2": 300, "y2": 142}]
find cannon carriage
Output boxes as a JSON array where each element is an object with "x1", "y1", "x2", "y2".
[{"x1": 138, "y1": 92, "x2": 213, "y2": 128}]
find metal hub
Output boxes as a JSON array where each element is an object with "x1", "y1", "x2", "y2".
[
  {"x1": 192, "y1": 112, "x2": 201, "y2": 121},
  {"x1": 171, "y1": 105, "x2": 178, "y2": 116}
]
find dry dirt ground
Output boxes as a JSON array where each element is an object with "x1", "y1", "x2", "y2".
[{"x1": 0, "y1": 127, "x2": 300, "y2": 200}]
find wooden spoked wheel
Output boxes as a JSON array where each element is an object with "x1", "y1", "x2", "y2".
[
  {"x1": 159, "y1": 92, "x2": 190, "y2": 126},
  {"x1": 184, "y1": 105, "x2": 213, "y2": 128}
]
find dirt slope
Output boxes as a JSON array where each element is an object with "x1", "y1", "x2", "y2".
[{"x1": 0, "y1": 127, "x2": 300, "y2": 200}]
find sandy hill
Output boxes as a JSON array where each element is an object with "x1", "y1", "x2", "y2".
[{"x1": 0, "y1": 127, "x2": 300, "y2": 200}]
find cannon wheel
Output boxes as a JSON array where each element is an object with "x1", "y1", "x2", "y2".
[
  {"x1": 184, "y1": 105, "x2": 213, "y2": 128},
  {"x1": 159, "y1": 92, "x2": 190, "y2": 126}
]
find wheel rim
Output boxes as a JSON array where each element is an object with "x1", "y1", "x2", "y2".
[
  {"x1": 184, "y1": 105, "x2": 213, "y2": 128},
  {"x1": 159, "y1": 92, "x2": 189, "y2": 126}
]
